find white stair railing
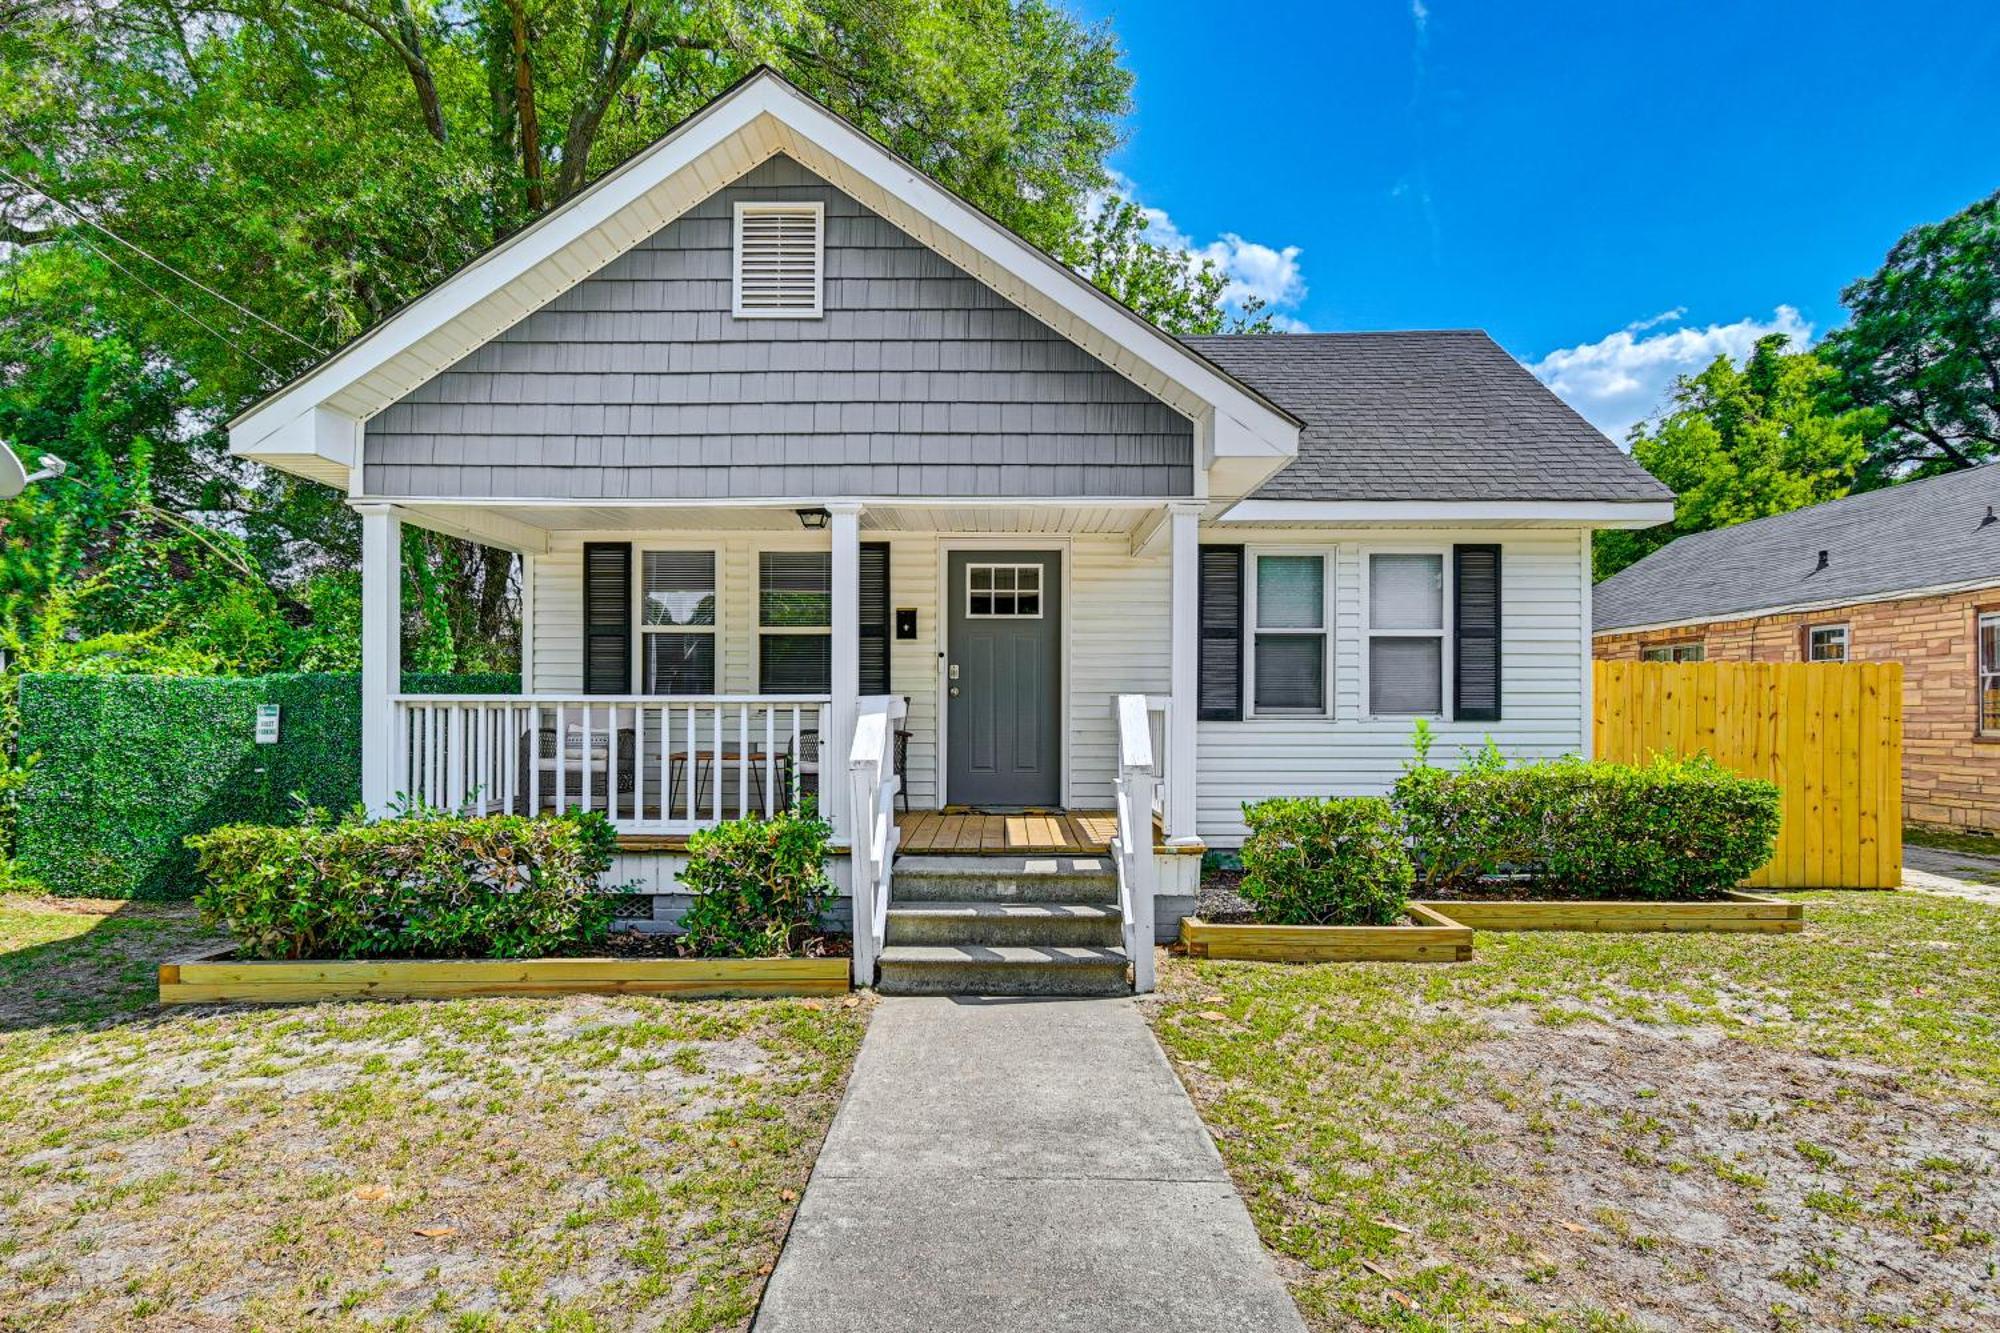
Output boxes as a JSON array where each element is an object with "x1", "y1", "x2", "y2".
[
  {"x1": 847, "y1": 694, "x2": 906, "y2": 988},
  {"x1": 1112, "y1": 693, "x2": 1159, "y2": 994}
]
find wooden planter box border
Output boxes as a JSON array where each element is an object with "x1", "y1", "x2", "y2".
[
  {"x1": 1409, "y1": 890, "x2": 1803, "y2": 935},
  {"x1": 1179, "y1": 903, "x2": 1473, "y2": 963},
  {"x1": 158, "y1": 947, "x2": 850, "y2": 1005}
]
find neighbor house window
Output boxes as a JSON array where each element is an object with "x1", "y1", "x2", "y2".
[
  {"x1": 640, "y1": 550, "x2": 716, "y2": 694},
  {"x1": 733, "y1": 202, "x2": 823, "y2": 318},
  {"x1": 760, "y1": 552, "x2": 832, "y2": 693},
  {"x1": 1249, "y1": 553, "x2": 1327, "y2": 714},
  {"x1": 1981, "y1": 612, "x2": 2000, "y2": 734},
  {"x1": 1640, "y1": 641, "x2": 1706, "y2": 663},
  {"x1": 1806, "y1": 624, "x2": 1849, "y2": 662},
  {"x1": 1367, "y1": 552, "x2": 1446, "y2": 715}
]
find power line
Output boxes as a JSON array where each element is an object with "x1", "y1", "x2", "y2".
[
  {"x1": 68, "y1": 230, "x2": 287, "y2": 383},
  {"x1": 0, "y1": 161, "x2": 326, "y2": 356}
]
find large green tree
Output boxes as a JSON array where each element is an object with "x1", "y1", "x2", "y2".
[
  {"x1": 1820, "y1": 189, "x2": 1999, "y2": 486},
  {"x1": 1594, "y1": 335, "x2": 1872, "y2": 579},
  {"x1": 0, "y1": 1, "x2": 1233, "y2": 671}
]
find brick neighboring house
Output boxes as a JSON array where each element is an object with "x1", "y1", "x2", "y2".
[{"x1": 1594, "y1": 464, "x2": 2000, "y2": 832}]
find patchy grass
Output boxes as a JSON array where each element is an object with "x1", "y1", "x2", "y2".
[
  {"x1": 1905, "y1": 825, "x2": 2000, "y2": 861},
  {"x1": 1148, "y1": 890, "x2": 2000, "y2": 1332},
  {"x1": 0, "y1": 895, "x2": 869, "y2": 1331}
]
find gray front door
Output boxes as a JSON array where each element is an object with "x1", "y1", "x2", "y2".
[{"x1": 946, "y1": 550, "x2": 1061, "y2": 808}]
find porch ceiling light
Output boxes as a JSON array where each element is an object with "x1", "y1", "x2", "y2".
[{"x1": 796, "y1": 507, "x2": 830, "y2": 530}]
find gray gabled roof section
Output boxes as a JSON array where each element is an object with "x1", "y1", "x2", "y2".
[
  {"x1": 1180, "y1": 330, "x2": 1672, "y2": 503},
  {"x1": 1593, "y1": 463, "x2": 2000, "y2": 632}
]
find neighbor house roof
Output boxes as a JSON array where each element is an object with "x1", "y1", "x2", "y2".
[
  {"x1": 1593, "y1": 463, "x2": 2000, "y2": 633},
  {"x1": 1185, "y1": 331, "x2": 1672, "y2": 505}
]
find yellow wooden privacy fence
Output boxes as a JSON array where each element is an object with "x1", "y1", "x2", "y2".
[{"x1": 1593, "y1": 661, "x2": 1903, "y2": 890}]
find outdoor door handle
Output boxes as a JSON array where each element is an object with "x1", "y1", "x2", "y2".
[{"x1": 949, "y1": 686, "x2": 960, "y2": 697}]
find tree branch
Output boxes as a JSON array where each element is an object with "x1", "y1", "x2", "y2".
[{"x1": 302, "y1": 0, "x2": 448, "y2": 144}]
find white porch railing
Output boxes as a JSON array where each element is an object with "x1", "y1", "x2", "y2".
[
  {"x1": 393, "y1": 694, "x2": 829, "y2": 832},
  {"x1": 847, "y1": 694, "x2": 906, "y2": 988},
  {"x1": 1112, "y1": 693, "x2": 1159, "y2": 994}
]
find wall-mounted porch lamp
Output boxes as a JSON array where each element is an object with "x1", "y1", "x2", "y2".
[{"x1": 795, "y1": 507, "x2": 831, "y2": 530}]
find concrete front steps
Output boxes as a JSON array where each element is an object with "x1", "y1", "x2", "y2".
[{"x1": 877, "y1": 855, "x2": 1131, "y2": 996}]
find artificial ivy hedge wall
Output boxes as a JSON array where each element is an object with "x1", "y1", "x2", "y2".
[{"x1": 15, "y1": 672, "x2": 517, "y2": 899}]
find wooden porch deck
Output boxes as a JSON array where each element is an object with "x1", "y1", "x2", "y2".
[{"x1": 615, "y1": 809, "x2": 1201, "y2": 855}]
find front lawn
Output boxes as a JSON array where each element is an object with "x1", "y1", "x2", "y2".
[
  {"x1": 1149, "y1": 891, "x2": 2000, "y2": 1332},
  {"x1": 0, "y1": 894, "x2": 869, "y2": 1331}
]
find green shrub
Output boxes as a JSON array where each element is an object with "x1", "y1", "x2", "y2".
[
  {"x1": 14, "y1": 670, "x2": 517, "y2": 898},
  {"x1": 187, "y1": 809, "x2": 616, "y2": 960},
  {"x1": 677, "y1": 805, "x2": 834, "y2": 957},
  {"x1": 1238, "y1": 796, "x2": 1413, "y2": 926},
  {"x1": 1393, "y1": 747, "x2": 1781, "y2": 900}
]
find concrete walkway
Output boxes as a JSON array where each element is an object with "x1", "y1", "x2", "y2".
[
  {"x1": 752, "y1": 996, "x2": 1307, "y2": 1333},
  {"x1": 1902, "y1": 844, "x2": 2000, "y2": 906}
]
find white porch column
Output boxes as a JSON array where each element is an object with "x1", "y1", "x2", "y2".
[
  {"x1": 357, "y1": 503, "x2": 403, "y2": 818},
  {"x1": 826, "y1": 503, "x2": 863, "y2": 842},
  {"x1": 1166, "y1": 502, "x2": 1202, "y2": 844}
]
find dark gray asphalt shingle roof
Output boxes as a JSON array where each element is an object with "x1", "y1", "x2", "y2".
[
  {"x1": 1180, "y1": 330, "x2": 1672, "y2": 503},
  {"x1": 1593, "y1": 464, "x2": 2000, "y2": 632}
]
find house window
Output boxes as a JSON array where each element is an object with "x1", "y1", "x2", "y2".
[
  {"x1": 1250, "y1": 553, "x2": 1327, "y2": 714},
  {"x1": 1640, "y1": 641, "x2": 1706, "y2": 663},
  {"x1": 760, "y1": 551, "x2": 832, "y2": 693},
  {"x1": 733, "y1": 202, "x2": 823, "y2": 318},
  {"x1": 1981, "y1": 613, "x2": 2000, "y2": 735},
  {"x1": 966, "y1": 563, "x2": 1042, "y2": 618},
  {"x1": 640, "y1": 550, "x2": 716, "y2": 694},
  {"x1": 1806, "y1": 624, "x2": 1849, "y2": 662},
  {"x1": 1367, "y1": 552, "x2": 1446, "y2": 715}
]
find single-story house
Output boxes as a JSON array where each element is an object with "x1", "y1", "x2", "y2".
[
  {"x1": 229, "y1": 69, "x2": 1672, "y2": 993},
  {"x1": 1595, "y1": 463, "x2": 2000, "y2": 833}
]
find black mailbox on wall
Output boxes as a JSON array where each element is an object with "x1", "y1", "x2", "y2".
[{"x1": 895, "y1": 608, "x2": 918, "y2": 640}]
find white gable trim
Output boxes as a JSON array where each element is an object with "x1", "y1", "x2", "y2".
[{"x1": 229, "y1": 70, "x2": 1300, "y2": 489}]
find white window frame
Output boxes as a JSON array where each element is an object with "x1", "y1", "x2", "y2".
[
  {"x1": 634, "y1": 544, "x2": 721, "y2": 696},
  {"x1": 1360, "y1": 545, "x2": 1453, "y2": 720},
  {"x1": 1640, "y1": 641, "x2": 1706, "y2": 663},
  {"x1": 1243, "y1": 546, "x2": 1332, "y2": 718},
  {"x1": 732, "y1": 200, "x2": 824, "y2": 319},
  {"x1": 1806, "y1": 623, "x2": 1849, "y2": 663},
  {"x1": 758, "y1": 548, "x2": 834, "y2": 695},
  {"x1": 1979, "y1": 611, "x2": 2000, "y2": 737},
  {"x1": 963, "y1": 562, "x2": 1046, "y2": 619}
]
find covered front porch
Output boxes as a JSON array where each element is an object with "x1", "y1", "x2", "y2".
[{"x1": 357, "y1": 496, "x2": 1205, "y2": 854}]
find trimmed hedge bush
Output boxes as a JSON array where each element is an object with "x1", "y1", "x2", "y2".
[
  {"x1": 1238, "y1": 796, "x2": 1413, "y2": 926},
  {"x1": 1394, "y1": 751, "x2": 1781, "y2": 900},
  {"x1": 187, "y1": 810, "x2": 617, "y2": 960},
  {"x1": 678, "y1": 805, "x2": 836, "y2": 957},
  {"x1": 15, "y1": 671, "x2": 516, "y2": 898}
]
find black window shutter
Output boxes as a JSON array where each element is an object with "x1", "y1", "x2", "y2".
[
  {"x1": 582, "y1": 542, "x2": 632, "y2": 695},
  {"x1": 1453, "y1": 544, "x2": 1502, "y2": 721},
  {"x1": 859, "y1": 542, "x2": 891, "y2": 696},
  {"x1": 1198, "y1": 545, "x2": 1245, "y2": 721}
]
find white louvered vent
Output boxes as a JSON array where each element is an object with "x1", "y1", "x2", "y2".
[{"x1": 733, "y1": 202, "x2": 824, "y2": 318}]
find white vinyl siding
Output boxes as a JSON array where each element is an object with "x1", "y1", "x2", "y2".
[{"x1": 1196, "y1": 527, "x2": 1592, "y2": 843}]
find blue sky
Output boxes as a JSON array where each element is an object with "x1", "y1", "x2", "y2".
[{"x1": 1068, "y1": 0, "x2": 2000, "y2": 440}]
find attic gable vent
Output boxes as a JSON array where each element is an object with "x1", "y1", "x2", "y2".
[{"x1": 733, "y1": 201, "x2": 823, "y2": 318}]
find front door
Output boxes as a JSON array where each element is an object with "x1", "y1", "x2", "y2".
[{"x1": 945, "y1": 550, "x2": 1061, "y2": 808}]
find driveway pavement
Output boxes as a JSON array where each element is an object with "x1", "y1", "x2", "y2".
[
  {"x1": 1902, "y1": 843, "x2": 2000, "y2": 905},
  {"x1": 752, "y1": 995, "x2": 1307, "y2": 1333}
]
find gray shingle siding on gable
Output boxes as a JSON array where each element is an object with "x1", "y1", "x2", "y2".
[{"x1": 362, "y1": 156, "x2": 1194, "y2": 500}]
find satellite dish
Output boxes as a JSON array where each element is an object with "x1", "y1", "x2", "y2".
[
  {"x1": 0, "y1": 449, "x2": 25, "y2": 501},
  {"x1": 0, "y1": 444, "x2": 67, "y2": 500}
]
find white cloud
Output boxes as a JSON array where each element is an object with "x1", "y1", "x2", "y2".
[
  {"x1": 1529, "y1": 305, "x2": 1814, "y2": 443},
  {"x1": 1094, "y1": 174, "x2": 1309, "y2": 328}
]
